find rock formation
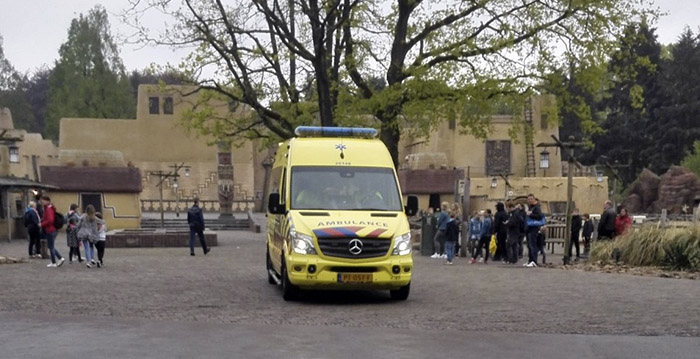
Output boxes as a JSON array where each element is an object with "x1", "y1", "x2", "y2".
[{"x1": 623, "y1": 166, "x2": 700, "y2": 214}]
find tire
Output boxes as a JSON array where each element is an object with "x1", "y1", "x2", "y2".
[
  {"x1": 281, "y1": 259, "x2": 300, "y2": 301},
  {"x1": 266, "y1": 249, "x2": 276, "y2": 285},
  {"x1": 389, "y1": 283, "x2": 410, "y2": 301}
]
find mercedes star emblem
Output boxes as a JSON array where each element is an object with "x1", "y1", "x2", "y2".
[{"x1": 348, "y1": 238, "x2": 363, "y2": 255}]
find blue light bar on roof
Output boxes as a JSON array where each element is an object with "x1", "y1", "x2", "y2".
[{"x1": 295, "y1": 126, "x2": 378, "y2": 138}]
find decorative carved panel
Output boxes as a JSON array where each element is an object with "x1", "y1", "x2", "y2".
[{"x1": 486, "y1": 140, "x2": 511, "y2": 176}]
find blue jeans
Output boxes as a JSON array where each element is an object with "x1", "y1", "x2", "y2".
[
  {"x1": 82, "y1": 239, "x2": 94, "y2": 262},
  {"x1": 527, "y1": 229, "x2": 539, "y2": 264},
  {"x1": 444, "y1": 241, "x2": 456, "y2": 262},
  {"x1": 189, "y1": 227, "x2": 208, "y2": 254},
  {"x1": 46, "y1": 231, "x2": 62, "y2": 264}
]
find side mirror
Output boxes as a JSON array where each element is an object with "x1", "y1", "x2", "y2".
[
  {"x1": 268, "y1": 193, "x2": 286, "y2": 215},
  {"x1": 404, "y1": 195, "x2": 418, "y2": 217}
]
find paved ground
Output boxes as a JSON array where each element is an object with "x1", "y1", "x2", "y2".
[
  {"x1": 1, "y1": 225, "x2": 699, "y2": 337},
  {"x1": 1, "y1": 223, "x2": 699, "y2": 357}
]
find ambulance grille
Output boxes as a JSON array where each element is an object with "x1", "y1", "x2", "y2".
[{"x1": 317, "y1": 238, "x2": 391, "y2": 259}]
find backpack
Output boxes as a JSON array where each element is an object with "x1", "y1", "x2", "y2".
[{"x1": 53, "y1": 211, "x2": 65, "y2": 230}]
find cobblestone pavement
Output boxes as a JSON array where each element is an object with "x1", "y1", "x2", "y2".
[{"x1": 1, "y1": 227, "x2": 699, "y2": 337}]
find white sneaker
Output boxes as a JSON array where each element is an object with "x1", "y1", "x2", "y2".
[
  {"x1": 440, "y1": 254, "x2": 447, "y2": 259},
  {"x1": 90, "y1": 259, "x2": 97, "y2": 265},
  {"x1": 47, "y1": 263, "x2": 57, "y2": 268},
  {"x1": 523, "y1": 262, "x2": 530, "y2": 267},
  {"x1": 430, "y1": 253, "x2": 439, "y2": 258},
  {"x1": 57, "y1": 258, "x2": 65, "y2": 267},
  {"x1": 525, "y1": 262, "x2": 537, "y2": 267},
  {"x1": 478, "y1": 258, "x2": 484, "y2": 263}
]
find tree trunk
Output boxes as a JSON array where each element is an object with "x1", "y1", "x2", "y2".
[{"x1": 379, "y1": 118, "x2": 401, "y2": 169}]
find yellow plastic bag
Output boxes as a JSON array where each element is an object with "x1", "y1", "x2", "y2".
[{"x1": 489, "y1": 234, "x2": 497, "y2": 255}]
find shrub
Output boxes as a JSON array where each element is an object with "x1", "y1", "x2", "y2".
[{"x1": 590, "y1": 226, "x2": 700, "y2": 271}]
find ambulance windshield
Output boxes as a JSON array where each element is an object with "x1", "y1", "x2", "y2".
[{"x1": 291, "y1": 166, "x2": 402, "y2": 211}]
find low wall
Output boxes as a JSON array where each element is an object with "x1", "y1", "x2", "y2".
[{"x1": 106, "y1": 229, "x2": 218, "y2": 248}]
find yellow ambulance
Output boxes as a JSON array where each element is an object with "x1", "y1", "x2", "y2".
[{"x1": 266, "y1": 126, "x2": 418, "y2": 301}]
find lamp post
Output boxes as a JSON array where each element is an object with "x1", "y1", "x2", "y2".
[
  {"x1": 537, "y1": 135, "x2": 585, "y2": 265},
  {"x1": 149, "y1": 162, "x2": 191, "y2": 228}
]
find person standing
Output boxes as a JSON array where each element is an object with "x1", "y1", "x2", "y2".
[
  {"x1": 40, "y1": 195, "x2": 65, "y2": 268},
  {"x1": 492, "y1": 202, "x2": 508, "y2": 262},
  {"x1": 569, "y1": 208, "x2": 582, "y2": 260},
  {"x1": 430, "y1": 202, "x2": 450, "y2": 259},
  {"x1": 524, "y1": 194, "x2": 544, "y2": 267},
  {"x1": 77, "y1": 205, "x2": 103, "y2": 268},
  {"x1": 95, "y1": 212, "x2": 107, "y2": 268},
  {"x1": 471, "y1": 209, "x2": 492, "y2": 264},
  {"x1": 597, "y1": 200, "x2": 616, "y2": 240},
  {"x1": 443, "y1": 210, "x2": 460, "y2": 265},
  {"x1": 615, "y1": 207, "x2": 632, "y2": 237},
  {"x1": 582, "y1": 213, "x2": 594, "y2": 254},
  {"x1": 188, "y1": 200, "x2": 210, "y2": 256},
  {"x1": 505, "y1": 203, "x2": 523, "y2": 264},
  {"x1": 24, "y1": 201, "x2": 42, "y2": 258},
  {"x1": 467, "y1": 211, "x2": 483, "y2": 264},
  {"x1": 66, "y1": 204, "x2": 82, "y2": 263}
]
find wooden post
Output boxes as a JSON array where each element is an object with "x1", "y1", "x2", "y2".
[
  {"x1": 563, "y1": 149, "x2": 574, "y2": 265},
  {"x1": 159, "y1": 182, "x2": 164, "y2": 229}
]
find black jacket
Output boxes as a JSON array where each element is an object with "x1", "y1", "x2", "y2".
[
  {"x1": 598, "y1": 207, "x2": 616, "y2": 236},
  {"x1": 527, "y1": 203, "x2": 543, "y2": 230},
  {"x1": 571, "y1": 214, "x2": 582, "y2": 234},
  {"x1": 444, "y1": 219, "x2": 460, "y2": 242},
  {"x1": 493, "y1": 203, "x2": 509, "y2": 236},
  {"x1": 506, "y1": 209, "x2": 524, "y2": 238},
  {"x1": 187, "y1": 205, "x2": 205, "y2": 230},
  {"x1": 582, "y1": 220, "x2": 594, "y2": 238}
]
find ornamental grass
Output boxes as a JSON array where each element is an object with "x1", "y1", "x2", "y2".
[{"x1": 590, "y1": 225, "x2": 700, "y2": 271}]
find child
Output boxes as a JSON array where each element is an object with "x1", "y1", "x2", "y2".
[
  {"x1": 95, "y1": 212, "x2": 107, "y2": 268},
  {"x1": 537, "y1": 226, "x2": 547, "y2": 265},
  {"x1": 66, "y1": 216, "x2": 83, "y2": 263},
  {"x1": 582, "y1": 213, "x2": 594, "y2": 255}
]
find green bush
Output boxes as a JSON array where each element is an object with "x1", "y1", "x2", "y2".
[{"x1": 590, "y1": 226, "x2": 700, "y2": 271}]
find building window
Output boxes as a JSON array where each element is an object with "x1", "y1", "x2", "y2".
[
  {"x1": 448, "y1": 117, "x2": 456, "y2": 130},
  {"x1": 163, "y1": 97, "x2": 174, "y2": 114},
  {"x1": 9, "y1": 147, "x2": 19, "y2": 163},
  {"x1": 148, "y1": 97, "x2": 160, "y2": 114},
  {"x1": 541, "y1": 113, "x2": 549, "y2": 130},
  {"x1": 485, "y1": 140, "x2": 512, "y2": 176}
]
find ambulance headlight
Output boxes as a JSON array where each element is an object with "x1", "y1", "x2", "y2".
[
  {"x1": 392, "y1": 232, "x2": 412, "y2": 256},
  {"x1": 290, "y1": 229, "x2": 316, "y2": 255}
]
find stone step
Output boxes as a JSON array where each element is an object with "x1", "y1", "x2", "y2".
[{"x1": 140, "y1": 218, "x2": 250, "y2": 230}]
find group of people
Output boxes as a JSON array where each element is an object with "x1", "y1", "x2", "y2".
[
  {"x1": 24, "y1": 196, "x2": 211, "y2": 267},
  {"x1": 428, "y1": 194, "x2": 626, "y2": 267},
  {"x1": 24, "y1": 195, "x2": 107, "y2": 268}
]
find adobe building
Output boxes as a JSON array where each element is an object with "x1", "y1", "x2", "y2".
[
  {"x1": 58, "y1": 85, "x2": 266, "y2": 220},
  {"x1": 398, "y1": 96, "x2": 608, "y2": 215},
  {"x1": 0, "y1": 108, "x2": 58, "y2": 241}
]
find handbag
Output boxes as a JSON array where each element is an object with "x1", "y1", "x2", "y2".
[
  {"x1": 488, "y1": 234, "x2": 497, "y2": 255},
  {"x1": 526, "y1": 215, "x2": 546, "y2": 227}
]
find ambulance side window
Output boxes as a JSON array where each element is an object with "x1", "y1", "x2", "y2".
[
  {"x1": 280, "y1": 168, "x2": 287, "y2": 205},
  {"x1": 270, "y1": 166, "x2": 282, "y2": 196}
]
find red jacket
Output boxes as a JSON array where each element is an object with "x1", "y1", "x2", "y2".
[
  {"x1": 614, "y1": 214, "x2": 631, "y2": 237},
  {"x1": 41, "y1": 204, "x2": 57, "y2": 234}
]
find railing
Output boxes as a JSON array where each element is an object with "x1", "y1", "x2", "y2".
[{"x1": 140, "y1": 199, "x2": 256, "y2": 213}]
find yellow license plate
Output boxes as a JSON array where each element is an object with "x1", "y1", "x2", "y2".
[{"x1": 338, "y1": 273, "x2": 373, "y2": 283}]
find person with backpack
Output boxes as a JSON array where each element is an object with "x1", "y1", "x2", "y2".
[
  {"x1": 24, "y1": 201, "x2": 42, "y2": 258},
  {"x1": 40, "y1": 195, "x2": 65, "y2": 268},
  {"x1": 77, "y1": 204, "x2": 103, "y2": 268},
  {"x1": 187, "y1": 199, "x2": 210, "y2": 256}
]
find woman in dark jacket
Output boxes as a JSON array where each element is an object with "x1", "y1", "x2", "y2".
[{"x1": 24, "y1": 201, "x2": 42, "y2": 257}]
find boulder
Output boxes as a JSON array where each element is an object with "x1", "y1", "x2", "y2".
[
  {"x1": 652, "y1": 166, "x2": 700, "y2": 214},
  {"x1": 623, "y1": 168, "x2": 660, "y2": 212}
]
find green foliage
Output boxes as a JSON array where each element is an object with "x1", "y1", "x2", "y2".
[
  {"x1": 681, "y1": 141, "x2": 700, "y2": 178},
  {"x1": 45, "y1": 5, "x2": 134, "y2": 140},
  {"x1": 590, "y1": 226, "x2": 700, "y2": 271}
]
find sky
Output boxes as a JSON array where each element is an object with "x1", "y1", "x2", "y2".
[{"x1": 1, "y1": 0, "x2": 699, "y2": 74}]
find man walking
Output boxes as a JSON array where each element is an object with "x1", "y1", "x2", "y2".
[
  {"x1": 524, "y1": 194, "x2": 544, "y2": 267},
  {"x1": 597, "y1": 200, "x2": 616, "y2": 240},
  {"x1": 187, "y1": 199, "x2": 210, "y2": 256},
  {"x1": 505, "y1": 203, "x2": 523, "y2": 264},
  {"x1": 40, "y1": 195, "x2": 65, "y2": 268}
]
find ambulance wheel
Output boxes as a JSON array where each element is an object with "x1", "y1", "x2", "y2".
[
  {"x1": 390, "y1": 283, "x2": 410, "y2": 301},
  {"x1": 281, "y1": 259, "x2": 300, "y2": 301},
  {"x1": 266, "y1": 249, "x2": 275, "y2": 285}
]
